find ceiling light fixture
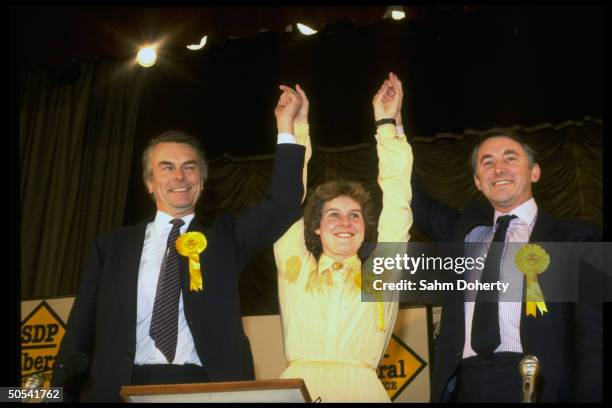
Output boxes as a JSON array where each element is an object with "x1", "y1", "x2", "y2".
[
  {"x1": 136, "y1": 46, "x2": 157, "y2": 67},
  {"x1": 187, "y1": 36, "x2": 208, "y2": 50},
  {"x1": 296, "y1": 23, "x2": 317, "y2": 35},
  {"x1": 384, "y1": 6, "x2": 406, "y2": 20}
]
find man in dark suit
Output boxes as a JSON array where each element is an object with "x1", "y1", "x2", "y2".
[
  {"x1": 409, "y1": 130, "x2": 602, "y2": 402},
  {"x1": 52, "y1": 85, "x2": 307, "y2": 402}
]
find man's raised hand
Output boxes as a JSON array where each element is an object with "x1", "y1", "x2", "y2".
[{"x1": 275, "y1": 85, "x2": 302, "y2": 134}]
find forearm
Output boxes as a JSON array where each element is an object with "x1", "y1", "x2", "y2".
[
  {"x1": 272, "y1": 120, "x2": 311, "y2": 282},
  {"x1": 268, "y1": 142, "x2": 305, "y2": 215},
  {"x1": 235, "y1": 144, "x2": 305, "y2": 263},
  {"x1": 294, "y1": 123, "x2": 311, "y2": 203},
  {"x1": 375, "y1": 124, "x2": 413, "y2": 243},
  {"x1": 410, "y1": 167, "x2": 461, "y2": 241}
]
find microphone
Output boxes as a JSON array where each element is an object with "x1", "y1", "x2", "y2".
[
  {"x1": 52, "y1": 352, "x2": 90, "y2": 401},
  {"x1": 519, "y1": 355, "x2": 540, "y2": 403},
  {"x1": 22, "y1": 374, "x2": 44, "y2": 403}
]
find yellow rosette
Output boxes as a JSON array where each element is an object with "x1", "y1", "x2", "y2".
[
  {"x1": 176, "y1": 232, "x2": 207, "y2": 292},
  {"x1": 515, "y1": 244, "x2": 549, "y2": 317}
]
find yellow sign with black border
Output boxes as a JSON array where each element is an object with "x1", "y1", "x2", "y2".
[
  {"x1": 377, "y1": 333, "x2": 427, "y2": 401},
  {"x1": 21, "y1": 301, "x2": 67, "y2": 388}
]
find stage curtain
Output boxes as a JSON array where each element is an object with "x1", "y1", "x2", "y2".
[{"x1": 20, "y1": 59, "x2": 145, "y2": 298}]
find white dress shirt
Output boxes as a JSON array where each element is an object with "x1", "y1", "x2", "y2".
[
  {"x1": 135, "y1": 211, "x2": 201, "y2": 365},
  {"x1": 462, "y1": 198, "x2": 538, "y2": 358}
]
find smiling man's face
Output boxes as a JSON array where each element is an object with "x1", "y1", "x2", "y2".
[
  {"x1": 146, "y1": 142, "x2": 204, "y2": 217},
  {"x1": 474, "y1": 136, "x2": 541, "y2": 212}
]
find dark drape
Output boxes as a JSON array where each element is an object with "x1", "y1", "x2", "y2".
[{"x1": 20, "y1": 60, "x2": 145, "y2": 298}]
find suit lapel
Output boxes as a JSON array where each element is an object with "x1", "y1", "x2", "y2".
[
  {"x1": 119, "y1": 221, "x2": 150, "y2": 323},
  {"x1": 179, "y1": 217, "x2": 218, "y2": 363},
  {"x1": 456, "y1": 201, "x2": 494, "y2": 328},
  {"x1": 528, "y1": 211, "x2": 556, "y2": 242},
  {"x1": 458, "y1": 200, "x2": 494, "y2": 240},
  {"x1": 520, "y1": 211, "x2": 556, "y2": 350}
]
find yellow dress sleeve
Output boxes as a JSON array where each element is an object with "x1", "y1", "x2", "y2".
[
  {"x1": 274, "y1": 123, "x2": 312, "y2": 282},
  {"x1": 374, "y1": 124, "x2": 413, "y2": 243},
  {"x1": 294, "y1": 123, "x2": 311, "y2": 203},
  {"x1": 368, "y1": 124, "x2": 413, "y2": 352}
]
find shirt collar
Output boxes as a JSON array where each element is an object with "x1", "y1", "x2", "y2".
[
  {"x1": 493, "y1": 197, "x2": 538, "y2": 226},
  {"x1": 153, "y1": 210, "x2": 195, "y2": 236}
]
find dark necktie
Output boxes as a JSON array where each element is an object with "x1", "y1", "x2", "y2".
[
  {"x1": 150, "y1": 218, "x2": 185, "y2": 363},
  {"x1": 471, "y1": 214, "x2": 517, "y2": 357}
]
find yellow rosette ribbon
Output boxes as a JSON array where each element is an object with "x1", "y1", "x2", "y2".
[
  {"x1": 515, "y1": 244, "x2": 549, "y2": 317},
  {"x1": 176, "y1": 232, "x2": 207, "y2": 292}
]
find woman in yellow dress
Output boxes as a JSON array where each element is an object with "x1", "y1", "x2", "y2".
[{"x1": 273, "y1": 73, "x2": 413, "y2": 402}]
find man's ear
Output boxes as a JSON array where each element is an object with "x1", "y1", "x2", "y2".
[
  {"x1": 474, "y1": 174, "x2": 482, "y2": 192},
  {"x1": 530, "y1": 163, "x2": 541, "y2": 183},
  {"x1": 146, "y1": 180, "x2": 153, "y2": 195}
]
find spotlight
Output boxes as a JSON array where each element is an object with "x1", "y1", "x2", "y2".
[
  {"x1": 136, "y1": 46, "x2": 157, "y2": 67},
  {"x1": 296, "y1": 23, "x2": 317, "y2": 35},
  {"x1": 391, "y1": 10, "x2": 406, "y2": 20},
  {"x1": 187, "y1": 36, "x2": 207, "y2": 50},
  {"x1": 384, "y1": 6, "x2": 406, "y2": 20}
]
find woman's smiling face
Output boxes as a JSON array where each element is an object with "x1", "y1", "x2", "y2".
[{"x1": 316, "y1": 195, "x2": 365, "y2": 261}]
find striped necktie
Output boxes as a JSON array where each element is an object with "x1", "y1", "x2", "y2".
[{"x1": 150, "y1": 218, "x2": 185, "y2": 363}]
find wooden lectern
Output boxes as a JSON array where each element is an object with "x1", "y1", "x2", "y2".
[{"x1": 120, "y1": 379, "x2": 311, "y2": 403}]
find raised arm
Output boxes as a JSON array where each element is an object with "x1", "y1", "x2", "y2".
[
  {"x1": 274, "y1": 85, "x2": 312, "y2": 276},
  {"x1": 388, "y1": 74, "x2": 460, "y2": 241},
  {"x1": 292, "y1": 84, "x2": 312, "y2": 202},
  {"x1": 232, "y1": 85, "x2": 305, "y2": 267},
  {"x1": 372, "y1": 72, "x2": 413, "y2": 243}
]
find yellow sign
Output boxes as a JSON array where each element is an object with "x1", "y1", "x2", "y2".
[
  {"x1": 21, "y1": 301, "x2": 67, "y2": 388},
  {"x1": 377, "y1": 334, "x2": 427, "y2": 401}
]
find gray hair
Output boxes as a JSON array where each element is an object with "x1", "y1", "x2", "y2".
[
  {"x1": 470, "y1": 129, "x2": 537, "y2": 174},
  {"x1": 142, "y1": 130, "x2": 208, "y2": 186}
]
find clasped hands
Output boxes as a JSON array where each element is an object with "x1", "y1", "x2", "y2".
[{"x1": 274, "y1": 71, "x2": 404, "y2": 135}]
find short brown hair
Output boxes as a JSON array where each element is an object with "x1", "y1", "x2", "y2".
[
  {"x1": 142, "y1": 130, "x2": 208, "y2": 187},
  {"x1": 303, "y1": 180, "x2": 377, "y2": 260},
  {"x1": 471, "y1": 129, "x2": 537, "y2": 174}
]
